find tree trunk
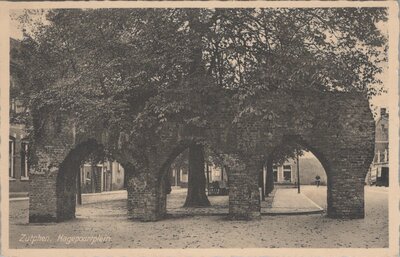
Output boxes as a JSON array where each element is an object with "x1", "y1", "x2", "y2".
[
  {"x1": 206, "y1": 163, "x2": 210, "y2": 196},
  {"x1": 76, "y1": 168, "x2": 82, "y2": 205},
  {"x1": 184, "y1": 144, "x2": 210, "y2": 207},
  {"x1": 91, "y1": 164, "x2": 95, "y2": 193},
  {"x1": 165, "y1": 167, "x2": 172, "y2": 194},
  {"x1": 265, "y1": 158, "x2": 275, "y2": 196},
  {"x1": 259, "y1": 167, "x2": 265, "y2": 201}
]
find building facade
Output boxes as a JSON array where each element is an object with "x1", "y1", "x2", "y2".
[
  {"x1": 9, "y1": 38, "x2": 30, "y2": 194},
  {"x1": 9, "y1": 124, "x2": 30, "y2": 193},
  {"x1": 169, "y1": 164, "x2": 228, "y2": 190},
  {"x1": 79, "y1": 161, "x2": 125, "y2": 193},
  {"x1": 267, "y1": 153, "x2": 327, "y2": 186},
  {"x1": 367, "y1": 108, "x2": 389, "y2": 186}
]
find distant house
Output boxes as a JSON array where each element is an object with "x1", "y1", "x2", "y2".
[
  {"x1": 9, "y1": 124, "x2": 30, "y2": 193},
  {"x1": 169, "y1": 163, "x2": 228, "y2": 189},
  {"x1": 79, "y1": 161, "x2": 125, "y2": 193},
  {"x1": 367, "y1": 108, "x2": 389, "y2": 187},
  {"x1": 169, "y1": 153, "x2": 325, "y2": 193},
  {"x1": 268, "y1": 153, "x2": 327, "y2": 186},
  {"x1": 9, "y1": 38, "x2": 30, "y2": 194}
]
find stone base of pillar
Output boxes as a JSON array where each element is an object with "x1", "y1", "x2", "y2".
[
  {"x1": 327, "y1": 204, "x2": 365, "y2": 219},
  {"x1": 327, "y1": 179, "x2": 365, "y2": 219},
  {"x1": 127, "y1": 192, "x2": 165, "y2": 221},
  {"x1": 29, "y1": 214, "x2": 58, "y2": 223},
  {"x1": 29, "y1": 174, "x2": 59, "y2": 223},
  {"x1": 127, "y1": 173, "x2": 166, "y2": 222},
  {"x1": 327, "y1": 211, "x2": 364, "y2": 219},
  {"x1": 228, "y1": 167, "x2": 261, "y2": 220},
  {"x1": 228, "y1": 208, "x2": 261, "y2": 220}
]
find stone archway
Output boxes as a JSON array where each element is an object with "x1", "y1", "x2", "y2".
[
  {"x1": 263, "y1": 135, "x2": 332, "y2": 213},
  {"x1": 29, "y1": 91, "x2": 375, "y2": 222},
  {"x1": 126, "y1": 139, "x2": 214, "y2": 221},
  {"x1": 29, "y1": 138, "x2": 126, "y2": 222},
  {"x1": 55, "y1": 139, "x2": 103, "y2": 221},
  {"x1": 29, "y1": 139, "x2": 95, "y2": 222}
]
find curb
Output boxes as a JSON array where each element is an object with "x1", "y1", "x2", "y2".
[
  {"x1": 261, "y1": 209, "x2": 325, "y2": 216},
  {"x1": 300, "y1": 192, "x2": 324, "y2": 211},
  {"x1": 82, "y1": 190, "x2": 127, "y2": 196},
  {"x1": 10, "y1": 197, "x2": 29, "y2": 202}
]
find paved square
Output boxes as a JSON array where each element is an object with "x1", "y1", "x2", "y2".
[{"x1": 9, "y1": 186, "x2": 388, "y2": 248}]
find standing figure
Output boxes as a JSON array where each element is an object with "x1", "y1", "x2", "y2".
[{"x1": 315, "y1": 175, "x2": 321, "y2": 187}]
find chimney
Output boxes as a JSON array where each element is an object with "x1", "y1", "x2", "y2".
[{"x1": 380, "y1": 108, "x2": 387, "y2": 118}]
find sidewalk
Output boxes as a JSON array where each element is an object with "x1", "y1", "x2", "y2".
[
  {"x1": 262, "y1": 187, "x2": 324, "y2": 215},
  {"x1": 365, "y1": 185, "x2": 389, "y2": 193}
]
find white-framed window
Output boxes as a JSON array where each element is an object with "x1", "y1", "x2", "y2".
[
  {"x1": 272, "y1": 165, "x2": 278, "y2": 182},
  {"x1": 283, "y1": 165, "x2": 292, "y2": 182},
  {"x1": 10, "y1": 98, "x2": 16, "y2": 114},
  {"x1": 181, "y1": 169, "x2": 188, "y2": 183},
  {"x1": 9, "y1": 137, "x2": 15, "y2": 178},
  {"x1": 21, "y1": 141, "x2": 29, "y2": 179},
  {"x1": 384, "y1": 149, "x2": 388, "y2": 162}
]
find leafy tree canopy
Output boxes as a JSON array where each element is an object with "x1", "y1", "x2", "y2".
[{"x1": 15, "y1": 8, "x2": 388, "y2": 163}]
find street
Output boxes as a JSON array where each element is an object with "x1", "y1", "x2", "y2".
[{"x1": 9, "y1": 186, "x2": 388, "y2": 249}]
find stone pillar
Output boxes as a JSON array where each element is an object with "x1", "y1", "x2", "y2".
[
  {"x1": 265, "y1": 157, "x2": 275, "y2": 196},
  {"x1": 29, "y1": 146, "x2": 66, "y2": 222},
  {"x1": 327, "y1": 162, "x2": 368, "y2": 219},
  {"x1": 321, "y1": 139, "x2": 374, "y2": 219},
  {"x1": 56, "y1": 161, "x2": 80, "y2": 221},
  {"x1": 127, "y1": 172, "x2": 165, "y2": 221},
  {"x1": 29, "y1": 173, "x2": 58, "y2": 222},
  {"x1": 227, "y1": 157, "x2": 261, "y2": 220}
]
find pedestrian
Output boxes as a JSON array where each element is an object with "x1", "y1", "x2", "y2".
[{"x1": 315, "y1": 175, "x2": 321, "y2": 187}]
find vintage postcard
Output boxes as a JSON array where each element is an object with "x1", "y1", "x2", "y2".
[{"x1": 0, "y1": 1, "x2": 399, "y2": 257}]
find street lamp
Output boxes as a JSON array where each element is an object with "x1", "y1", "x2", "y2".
[{"x1": 296, "y1": 152, "x2": 300, "y2": 194}]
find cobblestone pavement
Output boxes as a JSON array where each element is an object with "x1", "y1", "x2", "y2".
[{"x1": 9, "y1": 186, "x2": 388, "y2": 248}]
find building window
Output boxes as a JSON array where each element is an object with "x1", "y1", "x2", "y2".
[
  {"x1": 9, "y1": 138, "x2": 15, "y2": 178},
  {"x1": 21, "y1": 141, "x2": 29, "y2": 178},
  {"x1": 384, "y1": 149, "x2": 388, "y2": 162},
  {"x1": 181, "y1": 169, "x2": 188, "y2": 183},
  {"x1": 378, "y1": 152, "x2": 381, "y2": 163},
  {"x1": 283, "y1": 165, "x2": 291, "y2": 182},
  {"x1": 10, "y1": 98, "x2": 16, "y2": 114},
  {"x1": 273, "y1": 166, "x2": 278, "y2": 182}
]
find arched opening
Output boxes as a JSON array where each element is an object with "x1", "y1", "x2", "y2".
[
  {"x1": 158, "y1": 141, "x2": 229, "y2": 217},
  {"x1": 56, "y1": 139, "x2": 127, "y2": 221},
  {"x1": 262, "y1": 136, "x2": 330, "y2": 214}
]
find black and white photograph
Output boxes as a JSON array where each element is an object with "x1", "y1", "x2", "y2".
[{"x1": 1, "y1": 1, "x2": 399, "y2": 257}]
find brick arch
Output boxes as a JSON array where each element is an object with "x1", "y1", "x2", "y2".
[
  {"x1": 30, "y1": 91, "x2": 375, "y2": 222},
  {"x1": 157, "y1": 139, "x2": 194, "y2": 216},
  {"x1": 157, "y1": 139, "x2": 194, "y2": 182},
  {"x1": 280, "y1": 135, "x2": 332, "y2": 177},
  {"x1": 29, "y1": 136, "x2": 130, "y2": 222},
  {"x1": 226, "y1": 92, "x2": 375, "y2": 219},
  {"x1": 55, "y1": 139, "x2": 103, "y2": 221},
  {"x1": 159, "y1": 139, "x2": 222, "y2": 215},
  {"x1": 263, "y1": 135, "x2": 331, "y2": 207},
  {"x1": 126, "y1": 138, "x2": 196, "y2": 221}
]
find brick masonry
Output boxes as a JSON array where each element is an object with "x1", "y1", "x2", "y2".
[{"x1": 29, "y1": 91, "x2": 375, "y2": 222}]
